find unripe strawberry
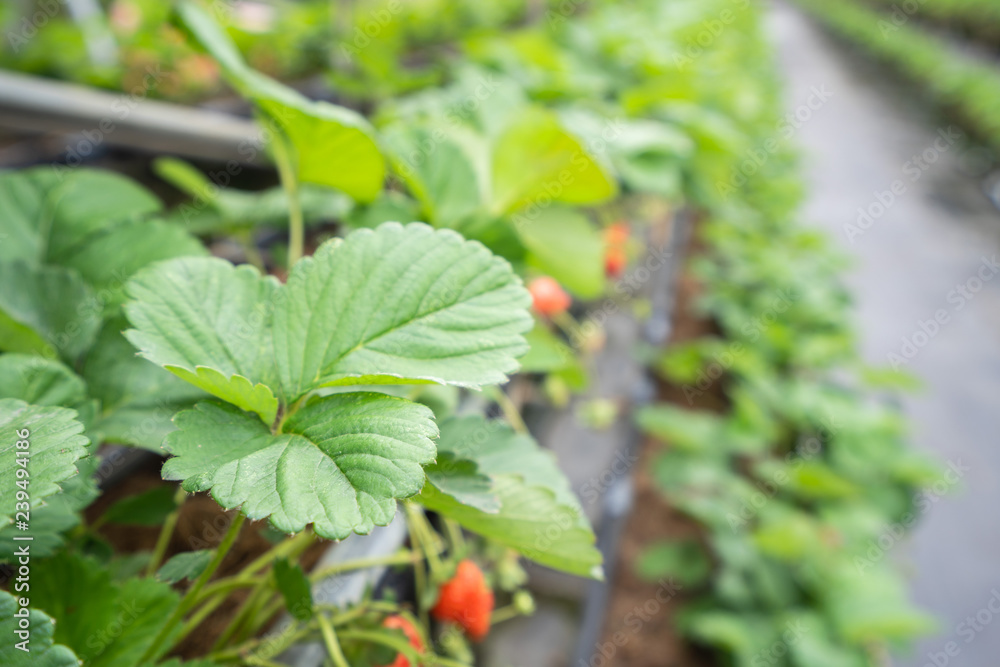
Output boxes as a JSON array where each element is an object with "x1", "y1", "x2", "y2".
[
  {"x1": 528, "y1": 277, "x2": 571, "y2": 316},
  {"x1": 431, "y1": 559, "x2": 495, "y2": 641},
  {"x1": 378, "y1": 615, "x2": 423, "y2": 667}
]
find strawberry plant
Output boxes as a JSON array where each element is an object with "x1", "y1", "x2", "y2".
[{"x1": 0, "y1": 0, "x2": 952, "y2": 665}]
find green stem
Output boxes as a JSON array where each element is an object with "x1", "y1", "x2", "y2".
[
  {"x1": 487, "y1": 386, "x2": 528, "y2": 435},
  {"x1": 490, "y1": 604, "x2": 522, "y2": 625},
  {"x1": 239, "y1": 230, "x2": 267, "y2": 272},
  {"x1": 309, "y1": 549, "x2": 421, "y2": 582},
  {"x1": 212, "y1": 576, "x2": 270, "y2": 651},
  {"x1": 272, "y1": 131, "x2": 304, "y2": 268},
  {"x1": 145, "y1": 486, "x2": 187, "y2": 577},
  {"x1": 140, "y1": 513, "x2": 246, "y2": 663},
  {"x1": 443, "y1": 519, "x2": 466, "y2": 560},
  {"x1": 195, "y1": 529, "x2": 315, "y2": 605},
  {"x1": 317, "y1": 613, "x2": 350, "y2": 667},
  {"x1": 404, "y1": 504, "x2": 444, "y2": 578}
]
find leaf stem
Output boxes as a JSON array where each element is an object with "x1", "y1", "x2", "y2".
[
  {"x1": 140, "y1": 512, "x2": 246, "y2": 663},
  {"x1": 272, "y1": 131, "x2": 304, "y2": 268},
  {"x1": 145, "y1": 486, "x2": 187, "y2": 577},
  {"x1": 487, "y1": 385, "x2": 528, "y2": 434},
  {"x1": 317, "y1": 613, "x2": 351, "y2": 667},
  {"x1": 195, "y1": 528, "x2": 315, "y2": 605}
]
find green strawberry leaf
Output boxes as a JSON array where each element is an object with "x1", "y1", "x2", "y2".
[
  {"x1": 123, "y1": 260, "x2": 281, "y2": 424},
  {"x1": 383, "y1": 125, "x2": 483, "y2": 228},
  {"x1": 30, "y1": 552, "x2": 181, "y2": 667},
  {"x1": 0, "y1": 263, "x2": 102, "y2": 360},
  {"x1": 273, "y1": 557, "x2": 314, "y2": 621},
  {"x1": 102, "y1": 485, "x2": 178, "y2": 526},
  {"x1": 157, "y1": 550, "x2": 213, "y2": 584},
  {"x1": 423, "y1": 452, "x2": 499, "y2": 513},
  {"x1": 0, "y1": 167, "x2": 161, "y2": 265},
  {"x1": 0, "y1": 168, "x2": 202, "y2": 312},
  {"x1": 162, "y1": 392, "x2": 437, "y2": 539},
  {"x1": 0, "y1": 458, "x2": 99, "y2": 561},
  {"x1": 514, "y1": 207, "x2": 605, "y2": 298},
  {"x1": 491, "y1": 107, "x2": 617, "y2": 215},
  {"x1": 83, "y1": 318, "x2": 207, "y2": 451},
  {"x1": 177, "y1": 1, "x2": 384, "y2": 202},
  {"x1": 272, "y1": 222, "x2": 532, "y2": 399},
  {"x1": 125, "y1": 222, "x2": 532, "y2": 407},
  {"x1": 0, "y1": 591, "x2": 79, "y2": 667},
  {"x1": 0, "y1": 399, "x2": 92, "y2": 527},
  {"x1": 0, "y1": 354, "x2": 87, "y2": 406},
  {"x1": 419, "y1": 416, "x2": 603, "y2": 579}
]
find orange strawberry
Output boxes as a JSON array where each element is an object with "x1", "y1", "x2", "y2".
[
  {"x1": 528, "y1": 277, "x2": 571, "y2": 317},
  {"x1": 604, "y1": 245, "x2": 627, "y2": 278},
  {"x1": 603, "y1": 221, "x2": 630, "y2": 247},
  {"x1": 431, "y1": 559, "x2": 495, "y2": 641},
  {"x1": 378, "y1": 615, "x2": 424, "y2": 667}
]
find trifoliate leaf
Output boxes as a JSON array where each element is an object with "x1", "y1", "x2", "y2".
[
  {"x1": 125, "y1": 223, "x2": 532, "y2": 407},
  {"x1": 273, "y1": 222, "x2": 532, "y2": 398},
  {"x1": 0, "y1": 399, "x2": 91, "y2": 527},
  {"x1": 162, "y1": 393, "x2": 437, "y2": 539}
]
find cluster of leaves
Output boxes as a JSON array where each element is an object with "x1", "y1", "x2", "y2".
[
  {"x1": 0, "y1": 0, "x2": 332, "y2": 100},
  {"x1": 794, "y1": 0, "x2": 1000, "y2": 153},
  {"x1": 388, "y1": 0, "x2": 950, "y2": 661},
  {"x1": 0, "y1": 2, "x2": 616, "y2": 666},
  {"x1": 575, "y1": 1, "x2": 940, "y2": 664}
]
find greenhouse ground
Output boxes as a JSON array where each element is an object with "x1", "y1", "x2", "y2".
[{"x1": 769, "y1": 3, "x2": 1000, "y2": 665}]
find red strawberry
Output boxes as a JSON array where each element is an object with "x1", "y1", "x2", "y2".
[
  {"x1": 431, "y1": 559, "x2": 495, "y2": 641},
  {"x1": 604, "y1": 245, "x2": 627, "y2": 278},
  {"x1": 378, "y1": 615, "x2": 423, "y2": 667},
  {"x1": 528, "y1": 277, "x2": 571, "y2": 317}
]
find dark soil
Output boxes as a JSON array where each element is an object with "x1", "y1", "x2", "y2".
[
  {"x1": 83, "y1": 457, "x2": 330, "y2": 659},
  {"x1": 598, "y1": 224, "x2": 721, "y2": 667}
]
